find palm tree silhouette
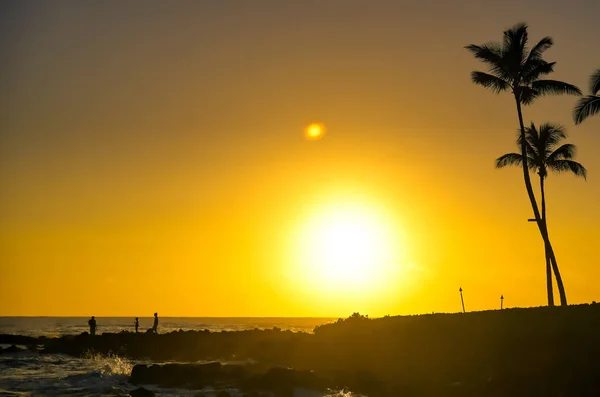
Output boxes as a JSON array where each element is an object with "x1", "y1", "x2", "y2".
[
  {"x1": 496, "y1": 123, "x2": 586, "y2": 305},
  {"x1": 465, "y1": 23, "x2": 581, "y2": 306},
  {"x1": 574, "y1": 68, "x2": 600, "y2": 124}
]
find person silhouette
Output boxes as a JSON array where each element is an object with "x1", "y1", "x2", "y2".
[
  {"x1": 152, "y1": 313, "x2": 159, "y2": 333},
  {"x1": 134, "y1": 317, "x2": 139, "y2": 333},
  {"x1": 88, "y1": 316, "x2": 97, "y2": 336}
]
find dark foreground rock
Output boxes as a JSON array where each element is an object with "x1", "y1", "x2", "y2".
[
  {"x1": 0, "y1": 335, "x2": 41, "y2": 346},
  {"x1": 246, "y1": 367, "x2": 327, "y2": 393},
  {"x1": 131, "y1": 362, "x2": 223, "y2": 388},
  {"x1": 131, "y1": 362, "x2": 327, "y2": 394},
  {"x1": 129, "y1": 387, "x2": 155, "y2": 397}
]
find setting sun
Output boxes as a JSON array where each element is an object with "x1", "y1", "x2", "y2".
[
  {"x1": 305, "y1": 123, "x2": 325, "y2": 140},
  {"x1": 287, "y1": 198, "x2": 409, "y2": 305},
  {"x1": 307, "y1": 212, "x2": 389, "y2": 285}
]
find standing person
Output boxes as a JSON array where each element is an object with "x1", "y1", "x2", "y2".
[
  {"x1": 88, "y1": 316, "x2": 97, "y2": 336},
  {"x1": 134, "y1": 317, "x2": 139, "y2": 333},
  {"x1": 152, "y1": 313, "x2": 159, "y2": 333}
]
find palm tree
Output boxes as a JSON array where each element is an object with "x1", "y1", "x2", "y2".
[
  {"x1": 465, "y1": 23, "x2": 581, "y2": 306},
  {"x1": 574, "y1": 68, "x2": 600, "y2": 124},
  {"x1": 496, "y1": 123, "x2": 586, "y2": 305}
]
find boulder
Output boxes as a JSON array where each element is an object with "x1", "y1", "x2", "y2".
[
  {"x1": 131, "y1": 364, "x2": 149, "y2": 384},
  {"x1": 129, "y1": 387, "x2": 155, "y2": 397},
  {"x1": 244, "y1": 367, "x2": 326, "y2": 395},
  {"x1": 0, "y1": 334, "x2": 40, "y2": 346},
  {"x1": 222, "y1": 364, "x2": 248, "y2": 378},
  {"x1": 131, "y1": 362, "x2": 224, "y2": 388}
]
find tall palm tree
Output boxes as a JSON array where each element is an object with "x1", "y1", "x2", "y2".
[
  {"x1": 574, "y1": 68, "x2": 600, "y2": 124},
  {"x1": 465, "y1": 23, "x2": 581, "y2": 306},
  {"x1": 496, "y1": 123, "x2": 586, "y2": 305}
]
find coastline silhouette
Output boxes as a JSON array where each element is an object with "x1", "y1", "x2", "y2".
[{"x1": 4, "y1": 305, "x2": 600, "y2": 397}]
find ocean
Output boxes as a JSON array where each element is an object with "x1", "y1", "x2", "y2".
[{"x1": 0, "y1": 317, "x2": 354, "y2": 397}]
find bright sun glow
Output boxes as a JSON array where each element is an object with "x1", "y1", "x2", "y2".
[
  {"x1": 310, "y1": 214, "x2": 387, "y2": 285},
  {"x1": 304, "y1": 123, "x2": 325, "y2": 140},
  {"x1": 290, "y1": 200, "x2": 408, "y2": 300}
]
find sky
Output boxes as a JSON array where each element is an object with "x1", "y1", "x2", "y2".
[{"x1": 1, "y1": 0, "x2": 599, "y2": 317}]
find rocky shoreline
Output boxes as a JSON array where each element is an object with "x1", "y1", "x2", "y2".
[{"x1": 3, "y1": 304, "x2": 600, "y2": 396}]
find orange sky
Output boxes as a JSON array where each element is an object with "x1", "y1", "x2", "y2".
[{"x1": 1, "y1": 1, "x2": 599, "y2": 316}]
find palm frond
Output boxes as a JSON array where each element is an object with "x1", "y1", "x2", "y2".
[
  {"x1": 464, "y1": 44, "x2": 504, "y2": 67},
  {"x1": 549, "y1": 160, "x2": 587, "y2": 180},
  {"x1": 532, "y1": 80, "x2": 582, "y2": 96},
  {"x1": 465, "y1": 44, "x2": 511, "y2": 80},
  {"x1": 590, "y1": 68, "x2": 600, "y2": 95},
  {"x1": 547, "y1": 144, "x2": 575, "y2": 162},
  {"x1": 522, "y1": 123, "x2": 541, "y2": 157},
  {"x1": 519, "y1": 86, "x2": 540, "y2": 105},
  {"x1": 496, "y1": 152, "x2": 536, "y2": 169},
  {"x1": 537, "y1": 123, "x2": 565, "y2": 155},
  {"x1": 522, "y1": 60, "x2": 555, "y2": 83},
  {"x1": 573, "y1": 95, "x2": 600, "y2": 124},
  {"x1": 496, "y1": 153, "x2": 522, "y2": 168},
  {"x1": 470, "y1": 71, "x2": 510, "y2": 93},
  {"x1": 526, "y1": 36, "x2": 553, "y2": 62},
  {"x1": 503, "y1": 23, "x2": 528, "y2": 75}
]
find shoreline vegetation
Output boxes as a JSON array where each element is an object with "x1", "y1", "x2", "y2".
[{"x1": 2, "y1": 304, "x2": 600, "y2": 396}]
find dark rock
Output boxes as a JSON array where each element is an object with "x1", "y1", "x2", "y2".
[
  {"x1": 131, "y1": 362, "x2": 223, "y2": 388},
  {"x1": 129, "y1": 387, "x2": 155, "y2": 397},
  {"x1": 242, "y1": 392, "x2": 265, "y2": 397},
  {"x1": 222, "y1": 364, "x2": 247, "y2": 378},
  {"x1": 248, "y1": 367, "x2": 326, "y2": 394},
  {"x1": 216, "y1": 391, "x2": 232, "y2": 397},
  {"x1": 130, "y1": 364, "x2": 149, "y2": 384},
  {"x1": 0, "y1": 334, "x2": 40, "y2": 346},
  {"x1": 2, "y1": 345, "x2": 24, "y2": 353}
]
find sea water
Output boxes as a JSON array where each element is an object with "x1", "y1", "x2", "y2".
[
  {"x1": 0, "y1": 317, "x2": 334, "y2": 338},
  {"x1": 0, "y1": 317, "x2": 363, "y2": 397}
]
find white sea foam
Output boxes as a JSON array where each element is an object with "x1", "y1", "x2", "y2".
[{"x1": 81, "y1": 351, "x2": 133, "y2": 376}]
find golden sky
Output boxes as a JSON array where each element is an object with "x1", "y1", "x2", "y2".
[{"x1": 1, "y1": 1, "x2": 599, "y2": 316}]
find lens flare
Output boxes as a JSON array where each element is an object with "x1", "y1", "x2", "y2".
[{"x1": 305, "y1": 123, "x2": 325, "y2": 140}]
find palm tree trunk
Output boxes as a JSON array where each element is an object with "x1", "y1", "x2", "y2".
[
  {"x1": 549, "y1": 248, "x2": 567, "y2": 305},
  {"x1": 540, "y1": 175, "x2": 567, "y2": 305},
  {"x1": 540, "y1": 174, "x2": 554, "y2": 306},
  {"x1": 514, "y1": 94, "x2": 566, "y2": 306}
]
